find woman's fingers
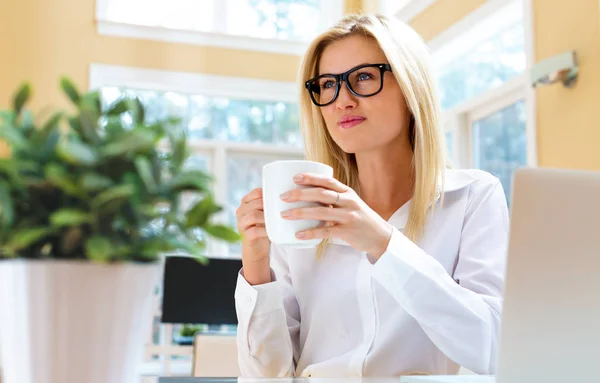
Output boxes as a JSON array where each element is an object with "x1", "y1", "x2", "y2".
[
  {"x1": 280, "y1": 187, "x2": 340, "y2": 206},
  {"x1": 293, "y1": 173, "x2": 350, "y2": 193},
  {"x1": 238, "y1": 208, "x2": 266, "y2": 232},
  {"x1": 236, "y1": 197, "x2": 263, "y2": 220},
  {"x1": 241, "y1": 188, "x2": 263, "y2": 204},
  {"x1": 281, "y1": 206, "x2": 352, "y2": 224}
]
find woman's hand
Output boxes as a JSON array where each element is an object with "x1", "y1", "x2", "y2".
[
  {"x1": 236, "y1": 188, "x2": 272, "y2": 285},
  {"x1": 279, "y1": 173, "x2": 394, "y2": 258}
]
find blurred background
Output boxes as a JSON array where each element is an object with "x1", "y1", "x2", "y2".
[{"x1": 1, "y1": 0, "x2": 598, "y2": 378}]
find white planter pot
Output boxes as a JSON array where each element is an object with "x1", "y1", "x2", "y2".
[{"x1": 0, "y1": 259, "x2": 161, "y2": 383}]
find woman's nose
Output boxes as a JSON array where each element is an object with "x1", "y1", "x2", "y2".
[{"x1": 335, "y1": 81, "x2": 358, "y2": 110}]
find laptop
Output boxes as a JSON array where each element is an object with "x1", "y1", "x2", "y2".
[{"x1": 402, "y1": 168, "x2": 600, "y2": 383}]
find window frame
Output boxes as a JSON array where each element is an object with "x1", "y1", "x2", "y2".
[{"x1": 95, "y1": 0, "x2": 345, "y2": 55}]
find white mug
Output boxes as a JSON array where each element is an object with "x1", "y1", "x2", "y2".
[{"x1": 262, "y1": 160, "x2": 334, "y2": 248}]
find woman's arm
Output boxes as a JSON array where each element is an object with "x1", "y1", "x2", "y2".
[
  {"x1": 235, "y1": 244, "x2": 301, "y2": 377},
  {"x1": 371, "y1": 178, "x2": 509, "y2": 374}
]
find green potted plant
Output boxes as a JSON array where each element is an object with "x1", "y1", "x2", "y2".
[
  {"x1": 176, "y1": 324, "x2": 207, "y2": 345},
  {"x1": 0, "y1": 78, "x2": 240, "y2": 383}
]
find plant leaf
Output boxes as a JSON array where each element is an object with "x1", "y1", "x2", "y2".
[
  {"x1": 171, "y1": 135, "x2": 188, "y2": 173},
  {"x1": 135, "y1": 156, "x2": 156, "y2": 193},
  {"x1": 0, "y1": 111, "x2": 15, "y2": 124},
  {"x1": 80, "y1": 173, "x2": 113, "y2": 191},
  {"x1": 106, "y1": 99, "x2": 130, "y2": 116},
  {"x1": 60, "y1": 77, "x2": 80, "y2": 104},
  {"x1": 13, "y1": 82, "x2": 31, "y2": 115},
  {"x1": 39, "y1": 111, "x2": 63, "y2": 138},
  {"x1": 39, "y1": 130, "x2": 61, "y2": 161},
  {"x1": 91, "y1": 184, "x2": 135, "y2": 210},
  {"x1": 165, "y1": 170, "x2": 213, "y2": 193},
  {"x1": 44, "y1": 163, "x2": 86, "y2": 198},
  {"x1": 50, "y1": 209, "x2": 93, "y2": 227},
  {"x1": 203, "y1": 224, "x2": 241, "y2": 243},
  {"x1": 19, "y1": 110, "x2": 35, "y2": 136},
  {"x1": 79, "y1": 90, "x2": 102, "y2": 115},
  {"x1": 0, "y1": 159, "x2": 21, "y2": 184},
  {"x1": 0, "y1": 180, "x2": 14, "y2": 229},
  {"x1": 57, "y1": 139, "x2": 99, "y2": 166},
  {"x1": 79, "y1": 107, "x2": 101, "y2": 144},
  {"x1": 6, "y1": 227, "x2": 54, "y2": 251},
  {"x1": 132, "y1": 97, "x2": 145, "y2": 125},
  {"x1": 185, "y1": 195, "x2": 221, "y2": 228},
  {"x1": 0, "y1": 125, "x2": 27, "y2": 149},
  {"x1": 102, "y1": 129, "x2": 157, "y2": 157},
  {"x1": 85, "y1": 236, "x2": 113, "y2": 262}
]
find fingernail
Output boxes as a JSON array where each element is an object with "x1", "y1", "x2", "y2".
[
  {"x1": 296, "y1": 231, "x2": 306, "y2": 239},
  {"x1": 280, "y1": 192, "x2": 290, "y2": 201},
  {"x1": 293, "y1": 174, "x2": 304, "y2": 182},
  {"x1": 281, "y1": 210, "x2": 292, "y2": 218}
]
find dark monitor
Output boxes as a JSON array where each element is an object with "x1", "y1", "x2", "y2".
[{"x1": 161, "y1": 256, "x2": 242, "y2": 325}]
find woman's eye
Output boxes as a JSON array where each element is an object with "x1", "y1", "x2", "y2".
[
  {"x1": 321, "y1": 80, "x2": 336, "y2": 89},
  {"x1": 357, "y1": 72, "x2": 373, "y2": 81}
]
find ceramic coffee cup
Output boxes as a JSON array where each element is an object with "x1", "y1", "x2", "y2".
[{"x1": 262, "y1": 160, "x2": 334, "y2": 248}]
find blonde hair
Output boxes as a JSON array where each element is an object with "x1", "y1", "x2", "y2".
[{"x1": 297, "y1": 13, "x2": 446, "y2": 254}]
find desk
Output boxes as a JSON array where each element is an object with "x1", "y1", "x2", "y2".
[
  {"x1": 141, "y1": 377, "x2": 494, "y2": 383},
  {"x1": 143, "y1": 379, "x2": 401, "y2": 382}
]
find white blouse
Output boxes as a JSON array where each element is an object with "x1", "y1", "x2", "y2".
[{"x1": 234, "y1": 169, "x2": 509, "y2": 378}]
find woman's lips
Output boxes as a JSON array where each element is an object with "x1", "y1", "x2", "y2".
[{"x1": 338, "y1": 116, "x2": 366, "y2": 129}]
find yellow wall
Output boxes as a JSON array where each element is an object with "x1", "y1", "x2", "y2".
[
  {"x1": 532, "y1": 0, "x2": 600, "y2": 170},
  {"x1": 410, "y1": 0, "x2": 486, "y2": 41}
]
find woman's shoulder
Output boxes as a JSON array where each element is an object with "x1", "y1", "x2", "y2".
[
  {"x1": 442, "y1": 168, "x2": 502, "y2": 194},
  {"x1": 443, "y1": 169, "x2": 504, "y2": 206}
]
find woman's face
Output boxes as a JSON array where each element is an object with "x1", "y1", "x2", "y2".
[{"x1": 316, "y1": 34, "x2": 411, "y2": 155}]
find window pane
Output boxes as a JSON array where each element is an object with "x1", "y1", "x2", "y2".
[
  {"x1": 227, "y1": 0, "x2": 321, "y2": 41},
  {"x1": 195, "y1": 97, "x2": 302, "y2": 146},
  {"x1": 434, "y1": 2, "x2": 525, "y2": 110},
  {"x1": 102, "y1": 0, "x2": 321, "y2": 42},
  {"x1": 472, "y1": 100, "x2": 527, "y2": 204},
  {"x1": 103, "y1": 0, "x2": 215, "y2": 32},
  {"x1": 99, "y1": 87, "x2": 301, "y2": 146},
  {"x1": 188, "y1": 95, "x2": 217, "y2": 140}
]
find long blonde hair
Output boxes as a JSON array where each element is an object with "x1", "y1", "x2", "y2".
[{"x1": 297, "y1": 13, "x2": 446, "y2": 252}]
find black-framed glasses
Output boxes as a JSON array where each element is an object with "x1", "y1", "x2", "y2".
[{"x1": 305, "y1": 63, "x2": 392, "y2": 107}]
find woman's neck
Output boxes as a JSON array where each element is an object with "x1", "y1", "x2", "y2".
[{"x1": 355, "y1": 148, "x2": 414, "y2": 221}]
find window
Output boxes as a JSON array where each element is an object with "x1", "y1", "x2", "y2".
[
  {"x1": 96, "y1": 0, "x2": 344, "y2": 54},
  {"x1": 425, "y1": 0, "x2": 533, "y2": 202},
  {"x1": 432, "y1": 1, "x2": 525, "y2": 110},
  {"x1": 91, "y1": 64, "x2": 303, "y2": 375},
  {"x1": 472, "y1": 100, "x2": 527, "y2": 203}
]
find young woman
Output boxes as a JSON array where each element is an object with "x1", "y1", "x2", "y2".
[{"x1": 234, "y1": 13, "x2": 509, "y2": 378}]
